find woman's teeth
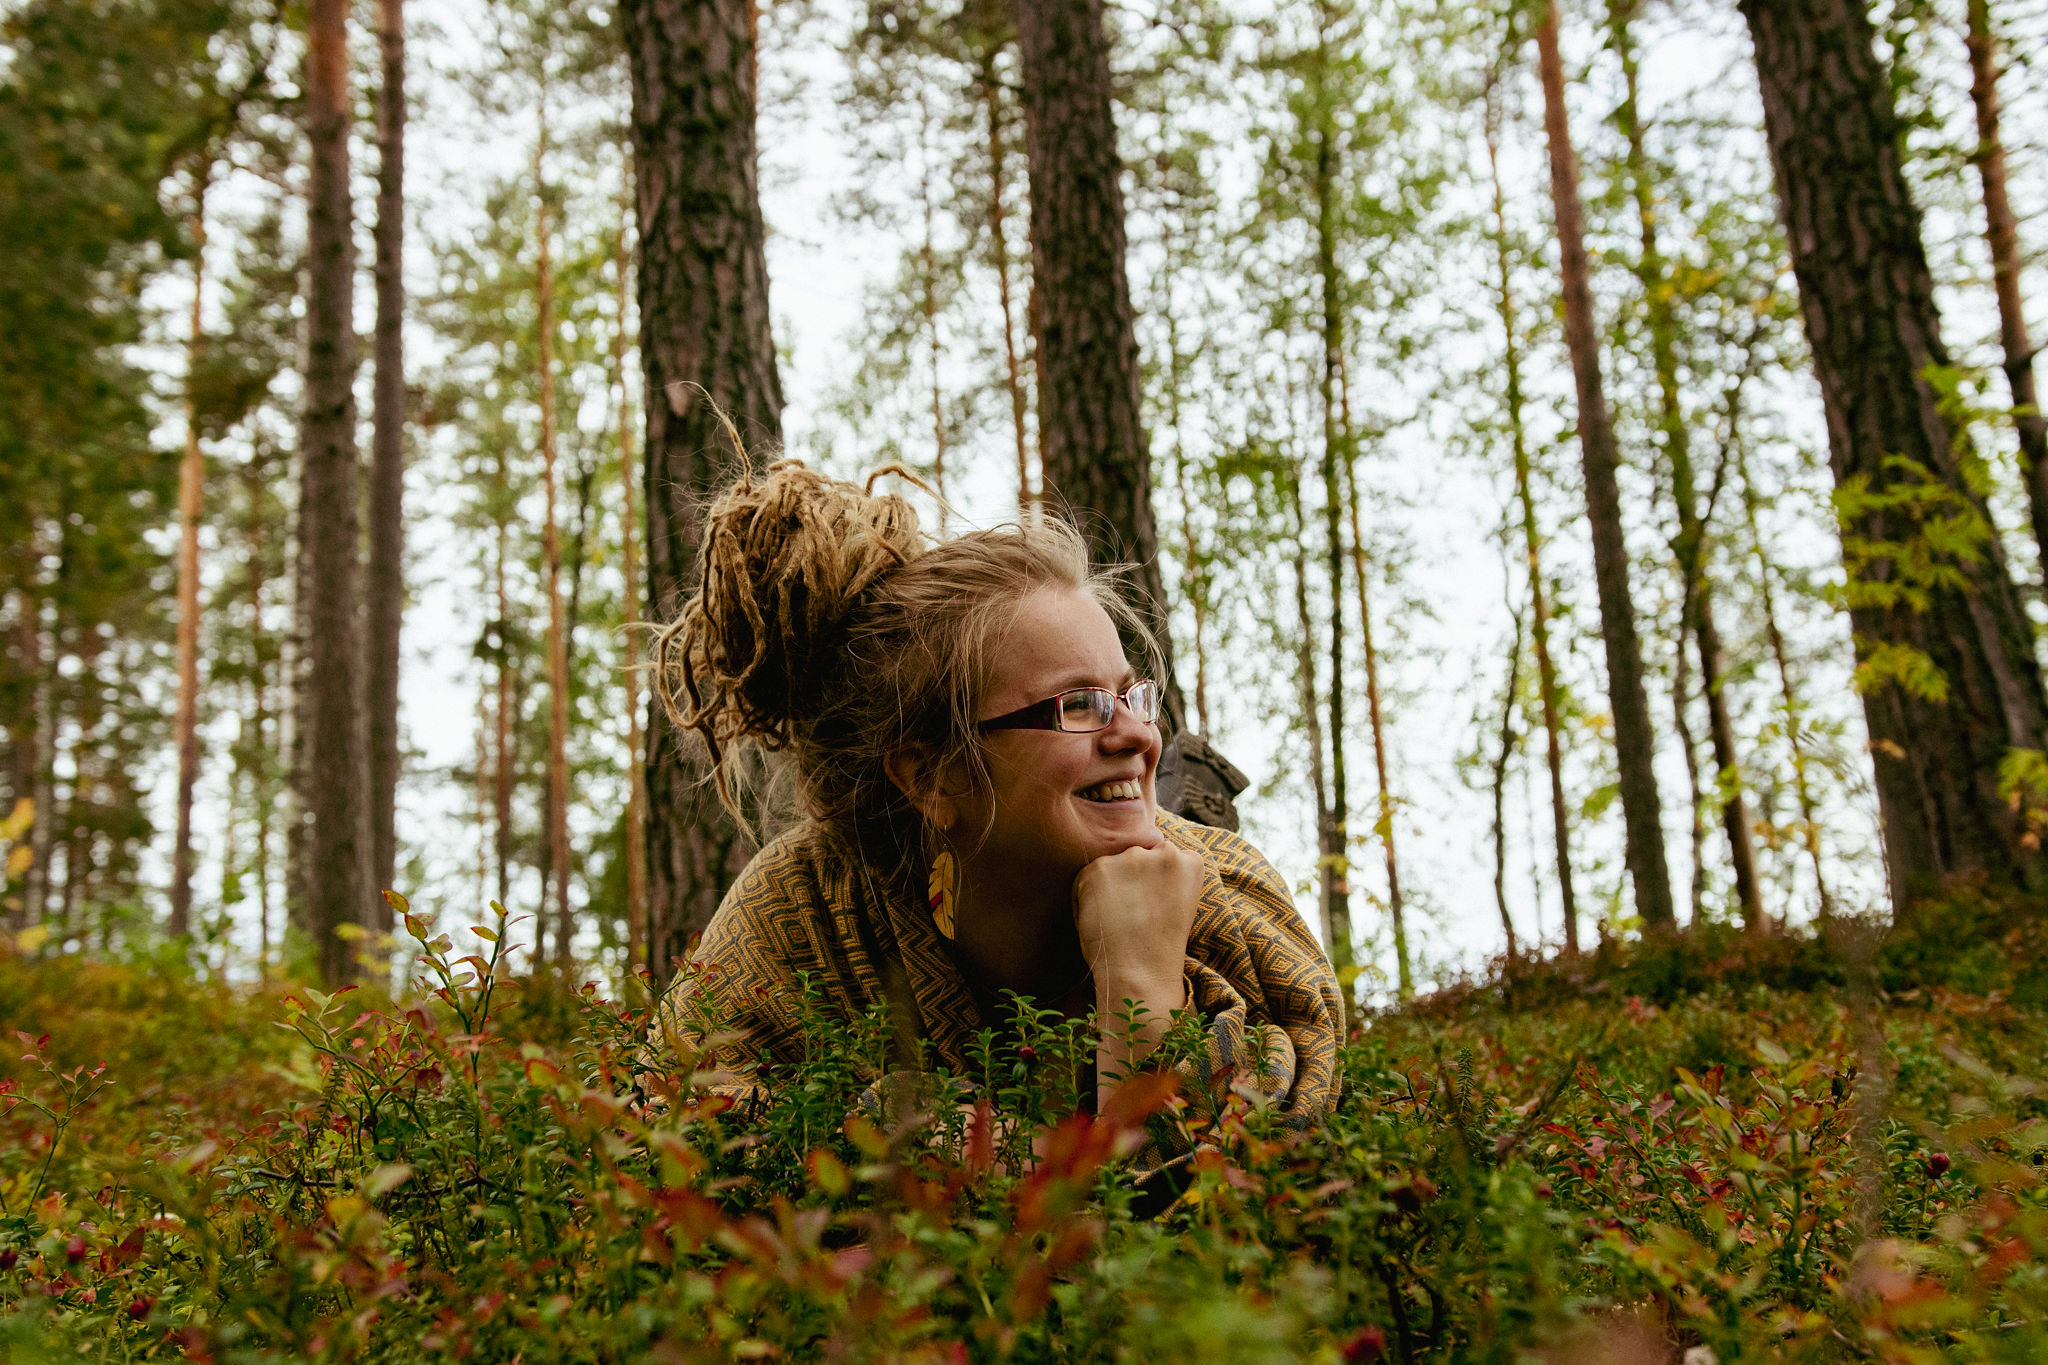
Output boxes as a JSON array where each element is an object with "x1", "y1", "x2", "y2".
[{"x1": 1078, "y1": 779, "x2": 1142, "y2": 803}]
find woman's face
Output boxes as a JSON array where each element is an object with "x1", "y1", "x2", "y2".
[{"x1": 953, "y1": 586, "x2": 1165, "y2": 885}]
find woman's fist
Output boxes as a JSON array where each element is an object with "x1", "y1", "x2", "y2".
[{"x1": 1072, "y1": 840, "x2": 1204, "y2": 1003}]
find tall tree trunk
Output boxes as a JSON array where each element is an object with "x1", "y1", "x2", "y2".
[
  {"x1": 171, "y1": 200, "x2": 207, "y2": 940},
  {"x1": 245, "y1": 457, "x2": 274, "y2": 971},
  {"x1": 1333, "y1": 352, "x2": 1408, "y2": 992},
  {"x1": 365, "y1": 0, "x2": 407, "y2": 918},
  {"x1": 613, "y1": 182, "x2": 650, "y2": 978},
  {"x1": 979, "y1": 53, "x2": 1034, "y2": 517},
  {"x1": 1286, "y1": 459, "x2": 1340, "y2": 972},
  {"x1": 918, "y1": 89, "x2": 948, "y2": 514},
  {"x1": 1671, "y1": 612, "x2": 1708, "y2": 923},
  {"x1": 1159, "y1": 250, "x2": 1210, "y2": 738},
  {"x1": 493, "y1": 466, "x2": 513, "y2": 916},
  {"x1": 619, "y1": 0, "x2": 785, "y2": 976},
  {"x1": 1009, "y1": 0, "x2": 1181, "y2": 727},
  {"x1": 1312, "y1": 108, "x2": 1354, "y2": 987},
  {"x1": 1740, "y1": 0, "x2": 2048, "y2": 908},
  {"x1": 1486, "y1": 66, "x2": 1578, "y2": 954},
  {"x1": 1346, "y1": 467, "x2": 1408, "y2": 995},
  {"x1": 298, "y1": 0, "x2": 369, "y2": 984},
  {"x1": 535, "y1": 118, "x2": 573, "y2": 970},
  {"x1": 1612, "y1": 1, "x2": 1766, "y2": 933},
  {"x1": 1965, "y1": 0, "x2": 2048, "y2": 575},
  {"x1": 1491, "y1": 575, "x2": 1525, "y2": 963},
  {"x1": 1532, "y1": 0, "x2": 1676, "y2": 932}
]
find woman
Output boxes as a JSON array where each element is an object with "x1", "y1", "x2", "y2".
[{"x1": 651, "y1": 461, "x2": 1342, "y2": 1135}]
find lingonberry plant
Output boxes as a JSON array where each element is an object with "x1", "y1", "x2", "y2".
[{"x1": 0, "y1": 901, "x2": 2043, "y2": 1362}]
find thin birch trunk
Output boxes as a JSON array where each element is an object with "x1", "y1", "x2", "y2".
[
  {"x1": 1965, "y1": 0, "x2": 2048, "y2": 574},
  {"x1": 1671, "y1": 611, "x2": 1708, "y2": 923},
  {"x1": 1486, "y1": 72, "x2": 1580, "y2": 953},
  {"x1": 1533, "y1": 0, "x2": 1676, "y2": 931},
  {"x1": 171, "y1": 199, "x2": 208, "y2": 939}
]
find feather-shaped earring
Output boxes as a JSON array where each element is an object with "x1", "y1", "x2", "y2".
[{"x1": 927, "y1": 848, "x2": 957, "y2": 940}]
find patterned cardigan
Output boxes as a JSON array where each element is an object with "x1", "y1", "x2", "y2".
[{"x1": 653, "y1": 812, "x2": 1344, "y2": 1135}]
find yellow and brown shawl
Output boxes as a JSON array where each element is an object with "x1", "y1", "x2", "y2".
[{"x1": 654, "y1": 812, "x2": 1343, "y2": 1132}]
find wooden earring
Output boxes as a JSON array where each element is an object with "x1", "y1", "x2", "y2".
[{"x1": 927, "y1": 848, "x2": 957, "y2": 940}]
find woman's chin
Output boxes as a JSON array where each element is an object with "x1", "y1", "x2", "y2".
[{"x1": 1074, "y1": 797, "x2": 1163, "y2": 849}]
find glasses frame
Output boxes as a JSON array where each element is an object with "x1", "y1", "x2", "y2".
[{"x1": 976, "y1": 680, "x2": 1163, "y2": 734}]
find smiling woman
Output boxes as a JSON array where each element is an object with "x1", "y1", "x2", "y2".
[{"x1": 648, "y1": 460, "x2": 1342, "y2": 1138}]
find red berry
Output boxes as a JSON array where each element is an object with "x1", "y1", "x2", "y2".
[
  {"x1": 1927, "y1": 1152, "x2": 1951, "y2": 1179},
  {"x1": 127, "y1": 1295, "x2": 155, "y2": 1321},
  {"x1": 64, "y1": 1236, "x2": 85, "y2": 1263},
  {"x1": 0, "y1": 1250, "x2": 16, "y2": 1271},
  {"x1": 1343, "y1": 1325, "x2": 1386, "y2": 1361},
  {"x1": 1535, "y1": 1183, "x2": 1554, "y2": 1199},
  {"x1": 1017, "y1": 1045, "x2": 1037, "y2": 1063}
]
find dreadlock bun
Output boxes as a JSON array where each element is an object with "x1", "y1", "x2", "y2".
[{"x1": 654, "y1": 460, "x2": 928, "y2": 752}]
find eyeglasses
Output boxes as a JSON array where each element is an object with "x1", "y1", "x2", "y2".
[{"x1": 977, "y1": 680, "x2": 1162, "y2": 733}]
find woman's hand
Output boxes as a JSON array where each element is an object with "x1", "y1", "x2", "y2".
[{"x1": 1073, "y1": 841, "x2": 1203, "y2": 1102}]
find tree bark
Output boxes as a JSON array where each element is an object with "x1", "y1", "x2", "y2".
[
  {"x1": 613, "y1": 182, "x2": 650, "y2": 978},
  {"x1": 1612, "y1": 1, "x2": 1766, "y2": 933},
  {"x1": 619, "y1": 0, "x2": 785, "y2": 976},
  {"x1": 1009, "y1": 0, "x2": 1181, "y2": 727},
  {"x1": 1492, "y1": 578, "x2": 1524, "y2": 962},
  {"x1": 171, "y1": 202, "x2": 207, "y2": 940},
  {"x1": 493, "y1": 461, "x2": 513, "y2": 916},
  {"x1": 1287, "y1": 458, "x2": 1342, "y2": 973},
  {"x1": 365, "y1": 0, "x2": 407, "y2": 920},
  {"x1": 1313, "y1": 106, "x2": 1354, "y2": 988},
  {"x1": 1532, "y1": 0, "x2": 1676, "y2": 932},
  {"x1": 1486, "y1": 66, "x2": 1579, "y2": 954},
  {"x1": 297, "y1": 0, "x2": 370, "y2": 984},
  {"x1": 1740, "y1": 0, "x2": 2048, "y2": 907},
  {"x1": 536, "y1": 117, "x2": 573, "y2": 970},
  {"x1": 979, "y1": 53, "x2": 1035, "y2": 517},
  {"x1": 1965, "y1": 0, "x2": 2048, "y2": 577}
]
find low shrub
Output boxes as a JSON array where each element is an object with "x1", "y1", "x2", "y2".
[{"x1": 0, "y1": 899, "x2": 2043, "y2": 1362}]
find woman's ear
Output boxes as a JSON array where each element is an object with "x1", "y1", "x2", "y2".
[{"x1": 885, "y1": 744, "x2": 959, "y2": 831}]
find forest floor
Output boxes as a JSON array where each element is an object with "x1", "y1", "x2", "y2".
[{"x1": 0, "y1": 892, "x2": 2044, "y2": 1362}]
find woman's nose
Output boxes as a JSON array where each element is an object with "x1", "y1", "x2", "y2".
[{"x1": 1096, "y1": 695, "x2": 1157, "y2": 754}]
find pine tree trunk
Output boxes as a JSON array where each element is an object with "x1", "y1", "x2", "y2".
[
  {"x1": 979, "y1": 54, "x2": 1034, "y2": 517},
  {"x1": 619, "y1": 0, "x2": 785, "y2": 976},
  {"x1": 1612, "y1": 2, "x2": 1766, "y2": 933},
  {"x1": 536, "y1": 120, "x2": 573, "y2": 971},
  {"x1": 1009, "y1": 0, "x2": 1181, "y2": 727},
  {"x1": 1965, "y1": 0, "x2": 2048, "y2": 574},
  {"x1": 613, "y1": 185, "x2": 650, "y2": 978},
  {"x1": 493, "y1": 473, "x2": 513, "y2": 916},
  {"x1": 1313, "y1": 118, "x2": 1354, "y2": 986},
  {"x1": 1287, "y1": 462, "x2": 1341, "y2": 972},
  {"x1": 365, "y1": 0, "x2": 407, "y2": 919},
  {"x1": 171, "y1": 202, "x2": 207, "y2": 940},
  {"x1": 298, "y1": 0, "x2": 370, "y2": 984},
  {"x1": 1740, "y1": 0, "x2": 2048, "y2": 907},
  {"x1": 1492, "y1": 588, "x2": 1524, "y2": 962},
  {"x1": 1487, "y1": 68, "x2": 1579, "y2": 953},
  {"x1": 1532, "y1": 0, "x2": 1676, "y2": 932}
]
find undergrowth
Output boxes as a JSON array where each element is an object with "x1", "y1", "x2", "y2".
[{"x1": 0, "y1": 895, "x2": 2042, "y2": 1363}]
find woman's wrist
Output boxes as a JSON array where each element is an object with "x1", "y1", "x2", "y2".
[{"x1": 1092, "y1": 966, "x2": 1184, "y2": 1017}]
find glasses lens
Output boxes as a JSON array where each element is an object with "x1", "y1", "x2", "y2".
[
  {"x1": 1128, "y1": 680, "x2": 1161, "y2": 722},
  {"x1": 1058, "y1": 688, "x2": 1116, "y2": 732}
]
